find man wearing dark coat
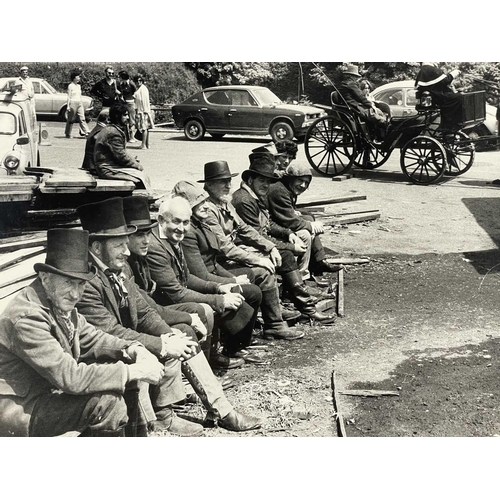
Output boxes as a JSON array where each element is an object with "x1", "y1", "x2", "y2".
[{"x1": 0, "y1": 228, "x2": 164, "y2": 437}]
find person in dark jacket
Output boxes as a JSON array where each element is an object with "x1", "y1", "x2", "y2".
[
  {"x1": 80, "y1": 108, "x2": 109, "y2": 174},
  {"x1": 90, "y1": 66, "x2": 121, "y2": 108},
  {"x1": 0, "y1": 228, "x2": 164, "y2": 437},
  {"x1": 76, "y1": 197, "x2": 262, "y2": 435},
  {"x1": 415, "y1": 62, "x2": 462, "y2": 131},
  {"x1": 337, "y1": 64, "x2": 388, "y2": 140},
  {"x1": 118, "y1": 71, "x2": 137, "y2": 142},
  {"x1": 267, "y1": 164, "x2": 343, "y2": 280},
  {"x1": 233, "y1": 157, "x2": 336, "y2": 325},
  {"x1": 93, "y1": 103, "x2": 150, "y2": 188},
  {"x1": 147, "y1": 196, "x2": 264, "y2": 368}
]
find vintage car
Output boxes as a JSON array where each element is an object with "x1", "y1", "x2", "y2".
[
  {"x1": 172, "y1": 85, "x2": 326, "y2": 141},
  {"x1": 0, "y1": 77, "x2": 94, "y2": 120},
  {"x1": 371, "y1": 80, "x2": 497, "y2": 146}
]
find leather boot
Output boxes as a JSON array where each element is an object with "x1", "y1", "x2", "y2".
[
  {"x1": 153, "y1": 407, "x2": 204, "y2": 436},
  {"x1": 261, "y1": 288, "x2": 304, "y2": 340},
  {"x1": 282, "y1": 270, "x2": 336, "y2": 325},
  {"x1": 182, "y1": 351, "x2": 234, "y2": 421},
  {"x1": 218, "y1": 409, "x2": 262, "y2": 432}
]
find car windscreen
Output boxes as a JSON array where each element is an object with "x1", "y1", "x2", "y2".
[
  {"x1": 250, "y1": 88, "x2": 282, "y2": 105},
  {"x1": 0, "y1": 112, "x2": 16, "y2": 135},
  {"x1": 43, "y1": 81, "x2": 57, "y2": 93}
]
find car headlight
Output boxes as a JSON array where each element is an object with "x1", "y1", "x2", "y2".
[{"x1": 3, "y1": 153, "x2": 20, "y2": 171}]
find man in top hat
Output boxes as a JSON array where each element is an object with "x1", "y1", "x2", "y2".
[
  {"x1": 199, "y1": 160, "x2": 303, "y2": 341},
  {"x1": 267, "y1": 164, "x2": 344, "y2": 280},
  {"x1": 337, "y1": 64, "x2": 388, "y2": 139},
  {"x1": 0, "y1": 228, "x2": 164, "y2": 437},
  {"x1": 232, "y1": 157, "x2": 336, "y2": 325},
  {"x1": 76, "y1": 197, "x2": 261, "y2": 434}
]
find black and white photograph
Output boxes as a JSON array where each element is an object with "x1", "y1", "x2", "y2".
[{"x1": 0, "y1": 4, "x2": 498, "y2": 498}]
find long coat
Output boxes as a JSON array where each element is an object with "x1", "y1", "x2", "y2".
[
  {"x1": 0, "y1": 279, "x2": 129, "y2": 437},
  {"x1": 147, "y1": 227, "x2": 225, "y2": 315},
  {"x1": 76, "y1": 261, "x2": 170, "y2": 358},
  {"x1": 182, "y1": 217, "x2": 236, "y2": 284}
]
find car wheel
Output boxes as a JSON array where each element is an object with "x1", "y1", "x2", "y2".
[
  {"x1": 184, "y1": 119, "x2": 205, "y2": 141},
  {"x1": 209, "y1": 133, "x2": 225, "y2": 140},
  {"x1": 59, "y1": 105, "x2": 68, "y2": 121},
  {"x1": 270, "y1": 121, "x2": 294, "y2": 142}
]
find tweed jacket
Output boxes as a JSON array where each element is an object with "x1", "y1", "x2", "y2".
[
  {"x1": 94, "y1": 124, "x2": 140, "y2": 174},
  {"x1": 232, "y1": 184, "x2": 295, "y2": 252},
  {"x1": 81, "y1": 122, "x2": 105, "y2": 174},
  {"x1": 183, "y1": 217, "x2": 236, "y2": 285},
  {"x1": 76, "y1": 257, "x2": 171, "y2": 358},
  {"x1": 125, "y1": 256, "x2": 192, "y2": 326},
  {"x1": 0, "y1": 279, "x2": 129, "y2": 437},
  {"x1": 147, "y1": 227, "x2": 225, "y2": 315},
  {"x1": 204, "y1": 197, "x2": 276, "y2": 267},
  {"x1": 266, "y1": 178, "x2": 314, "y2": 233}
]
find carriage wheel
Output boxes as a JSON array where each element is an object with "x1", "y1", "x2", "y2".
[
  {"x1": 353, "y1": 144, "x2": 391, "y2": 169},
  {"x1": 400, "y1": 136, "x2": 448, "y2": 185},
  {"x1": 304, "y1": 116, "x2": 357, "y2": 176},
  {"x1": 442, "y1": 131, "x2": 475, "y2": 176}
]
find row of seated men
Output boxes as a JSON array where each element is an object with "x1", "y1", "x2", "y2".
[{"x1": 0, "y1": 143, "x2": 341, "y2": 437}]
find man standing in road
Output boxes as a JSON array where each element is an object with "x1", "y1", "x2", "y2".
[
  {"x1": 91, "y1": 66, "x2": 121, "y2": 110},
  {"x1": 0, "y1": 228, "x2": 164, "y2": 437},
  {"x1": 15, "y1": 65, "x2": 36, "y2": 122}
]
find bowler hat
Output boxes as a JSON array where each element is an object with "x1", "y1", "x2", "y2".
[
  {"x1": 197, "y1": 160, "x2": 238, "y2": 183},
  {"x1": 248, "y1": 152, "x2": 276, "y2": 165},
  {"x1": 123, "y1": 196, "x2": 157, "y2": 231},
  {"x1": 252, "y1": 144, "x2": 284, "y2": 156},
  {"x1": 172, "y1": 181, "x2": 208, "y2": 209},
  {"x1": 77, "y1": 197, "x2": 137, "y2": 239},
  {"x1": 34, "y1": 229, "x2": 96, "y2": 281},
  {"x1": 343, "y1": 64, "x2": 361, "y2": 77},
  {"x1": 242, "y1": 156, "x2": 279, "y2": 183}
]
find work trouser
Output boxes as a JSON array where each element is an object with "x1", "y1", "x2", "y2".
[
  {"x1": 296, "y1": 214, "x2": 327, "y2": 278},
  {"x1": 65, "y1": 100, "x2": 90, "y2": 137},
  {"x1": 29, "y1": 388, "x2": 139, "y2": 436}
]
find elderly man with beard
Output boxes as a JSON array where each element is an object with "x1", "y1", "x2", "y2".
[
  {"x1": 200, "y1": 160, "x2": 303, "y2": 341},
  {"x1": 76, "y1": 197, "x2": 262, "y2": 435},
  {"x1": 232, "y1": 157, "x2": 336, "y2": 325},
  {"x1": 0, "y1": 228, "x2": 164, "y2": 437}
]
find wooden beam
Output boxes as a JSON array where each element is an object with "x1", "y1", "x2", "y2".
[
  {"x1": 296, "y1": 195, "x2": 367, "y2": 208},
  {"x1": 340, "y1": 389, "x2": 400, "y2": 397},
  {"x1": 0, "y1": 278, "x2": 34, "y2": 301},
  {"x1": 325, "y1": 257, "x2": 370, "y2": 265},
  {"x1": 0, "y1": 246, "x2": 45, "y2": 271},
  {"x1": 0, "y1": 191, "x2": 33, "y2": 202},
  {"x1": 331, "y1": 370, "x2": 347, "y2": 437},
  {"x1": 337, "y1": 268, "x2": 344, "y2": 318},
  {"x1": 0, "y1": 235, "x2": 47, "y2": 253},
  {"x1": 325, "y1": 212, "x2": 380, "y2": 225}
]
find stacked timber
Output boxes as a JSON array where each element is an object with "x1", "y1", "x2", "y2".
[
  {"x1": 0, "y1": 176, "x2": 38, "y2": 203},
  {"x1": 40, "y1": 171, "x2": 97, "y2": 194}
]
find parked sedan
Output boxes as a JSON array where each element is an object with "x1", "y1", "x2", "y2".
[
  {"x1": 0, "y1": 77, "x2": 94, "y2": 120},
  {"x1": 371, "y1": 80, "x2": 497, "y2": 146},
  {"x1": 172, "y1": 85, "x2": 326, "y2": 141}
]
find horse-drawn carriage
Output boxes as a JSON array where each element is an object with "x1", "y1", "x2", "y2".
[{"x1": 304, "y1": 87, "x2": 488, "y2": 185}]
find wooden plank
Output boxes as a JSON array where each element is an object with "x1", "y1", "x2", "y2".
[
  {"x1": 296, "y1": 195, "x2": 367, "y2": 208},
  {"x1": 0, "y1": 191, "x2": 33, "y2": 202},
  {"x1": 331, "y1": 174, "x2": 353, "y2": 182},
  {"x1": 337, "y1": 268, "x2": 344, "y2": 318},
  {"x1": 89, "y1": 179, "x2": 135, "y2": 192},
  {"x1": 43, "y1": 172, "x2": 96, "y2": 188},
  {"x1": 27, "y1": 209, "x2": 76, "y2": 219},
  {"x1": 0, "y1": 179, "x2": 38, "y2": 191},
  {"x1": 331, "y1": 370, "x2": 347, "y2": 437},
  {"x1": 40, "y1": 186, "x2": 87, "y2": 194},
  {"x1": 0, "y1": 235, "x2": 47, "y2": 253},
  {"x1": 0, "y1": 246, "x2": 45, "y2": 271},
  {"x1": 1, "y1": 254, "x2": 44, "y2": 289},
  {"x1": 320, "y1": 209, "x2": 380, "y2": 218},
  {"x1": 325, "y1": 257, "x2": 370, "y2": 265},
  {"x1": 326, "y1": 212, "x2": 381, "y2": 225},
  {"x1": 340, "y1": 389, "x2": 400, "y2": 397},
  {"x1": 0, "y1": 277, "x2": 34, "y2": 301}
]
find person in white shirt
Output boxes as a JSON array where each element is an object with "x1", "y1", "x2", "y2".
[
  {"x1": 133, "y1": 75, "x2": 154, "y2": 149},
  {"x1": 65, "y1": 71, "x2": 90, "y2": 139}
]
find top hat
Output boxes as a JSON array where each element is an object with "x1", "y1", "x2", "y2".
[
  {"x1": 123, "y1": 196, "x2": 157, "y2": 231},
  {"x1": 242, "y1": 156, "x2": 279, "y2": 183},
  {"x1": 77, "y1": 197, "x2": 137, "y2": 239},
  {"x1": 34, "y1": 229, "x2": 96, "y2": 281},
  {"x1": 172, "y1": 181, "x2": 208, "y2": 209},
  {"x1": 248, "y1": 151, "x2": 277, "y2": 165},
  {"x1": 284, "y1": 164, "x2": 312, "y2": 179},
  {"x1": 197, "y1": 160, "x2": 238, "y2": 183},
  {"x1": 343, "y1": 64, "x2": 361, "y2": 77}
]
